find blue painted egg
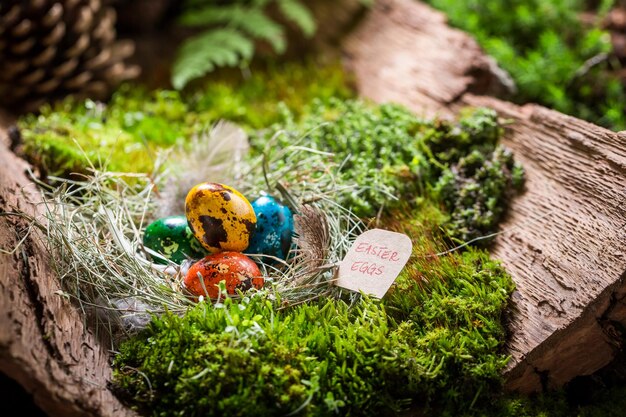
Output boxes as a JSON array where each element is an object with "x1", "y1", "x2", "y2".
[{"x1": 246, "y1": 195, "x2": 294, "y2": 260}]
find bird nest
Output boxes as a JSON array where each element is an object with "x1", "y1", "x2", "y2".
[{"x1": 20, "y1": 121, "x2": 371, "y2": 342}]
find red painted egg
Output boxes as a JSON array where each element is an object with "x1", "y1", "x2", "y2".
[{"x1": 184, "y1": 252, "x2": 263, "y2": 299}]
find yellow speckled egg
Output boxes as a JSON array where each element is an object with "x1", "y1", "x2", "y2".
[{"x1": 185, "y1": 182, "x2": 256, "y2": 253}]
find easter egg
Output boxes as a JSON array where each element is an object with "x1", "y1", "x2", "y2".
[
  {"x1": 185, "y1": 183, "x2": 256, "y2": 253},
  {"x1": 246, "y1": 195, "x2": 294, "y2": 260},
  {"x1": 184, "y1": 252, "x2": 264, "y2": 299},
  {"x1": 143, "y1": 216, "x2": 207, "y2": 264}
]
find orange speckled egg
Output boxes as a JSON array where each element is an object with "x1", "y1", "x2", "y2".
[
  {"x1": 185, "y1": 182, "x2": 256, "y2": 253},
  {"x1": 184, "y1": 252, "x2": 264, "y2": 299}
]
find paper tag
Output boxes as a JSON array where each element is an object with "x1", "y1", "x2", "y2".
[{"x1": 336, "y1": 229, "x2": 412, "y2": 298}]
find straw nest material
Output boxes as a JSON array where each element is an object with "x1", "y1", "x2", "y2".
[{"x1": 12, "y1": 121, "x2": 379, "y2": 342}]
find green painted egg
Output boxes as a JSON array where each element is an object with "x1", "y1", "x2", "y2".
[{"x1": 143, "y1": 216, "x2": 207, "y2": 264}]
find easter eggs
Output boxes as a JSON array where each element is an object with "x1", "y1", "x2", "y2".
[
  {"x1": 185, "y1": 183, "x2": 256, "y2": 253},
  {"x1": 143, "y1": 216, "x2": 207, "y2": 264},
  {"x1": 184, "y1": 252, "x2": 263, "y2": 299},
  {"x1": 247, "y1": 195, "x2": 294, "y2": 260}
]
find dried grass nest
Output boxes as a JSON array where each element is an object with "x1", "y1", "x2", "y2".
[{"x1": 7, "y1": 121, "x2": 380, "y2": 343}]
